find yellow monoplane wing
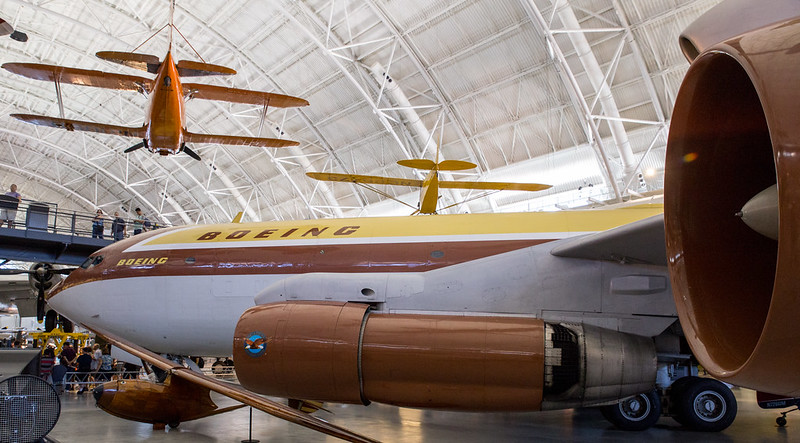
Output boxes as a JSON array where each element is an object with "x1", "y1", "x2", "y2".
[
  {"x1": 3, "y1": 62, "x2": 153, "y2": 91},
  {"x1": 183, "y1": 83, "x2": 309, "y2": 108},
  {"x1": 306, "y1": 172, "x2": 423, "y2": 188},
  {"x1": 439, "y1": 180, "x2": 552, "y2": 191}
]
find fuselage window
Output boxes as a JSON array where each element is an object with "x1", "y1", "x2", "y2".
[
  {"x1": 163, "y1": 76, "x2": 171, "y2": 87},
  {"x1": 80, "y1": 257, "x2": 93, "y2": 269}
]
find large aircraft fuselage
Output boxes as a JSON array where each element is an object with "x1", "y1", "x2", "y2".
[{"x1": 48, "y1": 209, "x2": 674, "y2": 356}]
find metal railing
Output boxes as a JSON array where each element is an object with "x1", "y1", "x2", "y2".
[{"x1": 0, "y1": 197, "x2": 170, "y2": 239}]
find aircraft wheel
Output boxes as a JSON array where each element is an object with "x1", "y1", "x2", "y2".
[
  {"x1": 674, "y1": 378, "x2": 737, "y2": 432},
  {"x1": 668, "y1": 376, "x2": 696, "y2": 425},
  {"x1": 168, "y1": 421, "x2": 180, "y2": 429},
  {"x1": 777, "y1": 416, "x2": 787, "y2": 427},
  {"x1": 59, "y1": 316, "x2": 74, "y2": 333},
  {"x1": 601, "y1": 390, "x2": 661, "y2": 431},
  {"x1": 45, "y1": 310, "x2": 58, "y2": 332}
]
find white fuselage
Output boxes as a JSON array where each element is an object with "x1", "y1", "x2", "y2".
[{"x1": 48, "y1": 209, "x2": 674, "y2": 357}]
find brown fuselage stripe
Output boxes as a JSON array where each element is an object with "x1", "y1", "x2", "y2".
[{"x1": 60, "y1": 239, "x2": 549, "y2": 292}]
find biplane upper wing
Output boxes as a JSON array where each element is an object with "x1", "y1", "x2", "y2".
[
  {"x1": 306, "y1": 172, "x2": 424, "y2": 188},
  {"x1": 3, "y1": 62, "x2": 153, "y2": 91},
  {"x1": 183, "y1": 83, "x2": 309, "y2": 108},
  {"x1": 11, "y1": 114, "x2": 147, "y2": 138},
  {"x1": 85, "y1": 323, "x2": 378, "y2": 443},
  {"x1": 184, "y1": 132, "x2": 299, "y2": 148},
  {"x1": 439, "y1": 180, "x2": 551, "y2": 191}
]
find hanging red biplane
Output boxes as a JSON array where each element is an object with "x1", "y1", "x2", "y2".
[{"x1": 2, "y1": 11, "x2": 306, "y2": 161}]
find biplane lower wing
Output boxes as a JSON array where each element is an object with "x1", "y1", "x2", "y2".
[
  {"x1": 183, "y1": 83, "x2": 309, "y2": 108},
  {"x1": 11, "y1": 114, "x2": 147, "y2": 138},
  {"x1": 85, "y1": 323, "x2": 378, "y2": 443},
  {"x1": 439, "y1": 180, "x2": 551, "y2": 191},
  {"x1": 184, "y1": 131, "x2": 299, "y2": 148},
  {"x1": 306, "y1": 172, "x2": 423, "y2": 187},
  {"x1": 2, "y1": 62, "x2": 153, "y2": 91}
]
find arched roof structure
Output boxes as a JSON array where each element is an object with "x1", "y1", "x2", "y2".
[{"x1": 0, "y1": 0, "x2": 722, "y2": 225}]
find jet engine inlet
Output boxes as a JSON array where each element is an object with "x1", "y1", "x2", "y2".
[
  {"x1": 233, "y1": 301, "x2": 656, "y2": 411},
  {"x1": 665, "y1": 9, "x2": 800, "y2": 394}
]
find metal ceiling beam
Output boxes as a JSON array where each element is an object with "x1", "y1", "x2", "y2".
[
  {"x1": 175, "y1": 3, "x2": 358, "y2": 219},
  {"x1": 522, "y1": 0, "x2": 621, "y2": 202}
]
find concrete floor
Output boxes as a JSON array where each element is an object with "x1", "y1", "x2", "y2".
[{"x1": 42, "y1": 387, "x2": 796, "y2": 442}]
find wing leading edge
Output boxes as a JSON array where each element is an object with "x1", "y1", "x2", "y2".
[
  {"x1": 3, "y1": 62, "x2": 153, "y2": 91},
  {"x1": 85, "y1": 323, "x2": 378, "y2": 443},
  {"x1": 550, "y1": 213, "x2": 666, "y2": 266}
]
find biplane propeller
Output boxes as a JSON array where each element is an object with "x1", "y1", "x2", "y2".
[
  {"x1": 2, "y1": 4, "x2": 307, "y2": 161},
  {"x1": 308, "y1": 148, "x2": 551, "y2": 214}
]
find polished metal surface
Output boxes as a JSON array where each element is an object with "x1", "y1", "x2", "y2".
[{"x1": 44, "y1": 386, "x2": 794, "y2": 442}]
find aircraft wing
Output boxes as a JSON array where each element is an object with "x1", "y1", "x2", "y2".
[
  {"x1": 183, "y1": 83, "x2": 309, "y2": 108},
  {"x1": 439, "y1": 180, "x2": 551, "y2": 191},
  {"x1": 3, "y1": 62, "x2": 153, "y2": 91},
  {"x1": 184, "y1": 132, "x2": 299, "y2": 148},
  {"x1": 11, "y1": 114, "x2": 146, "y2": 138},
  {"x1": 550, "y1": 213, "x2": 666, "y2": 266},
  {"x1": 86, "y1": 323, "x2": 378, "y2": 443},
  {"x1": 307, "y1": 172, "x2": 423, "y2": 187},
  {"x1": 0, "y1": 276, "x2": 35, "y2": 317}
]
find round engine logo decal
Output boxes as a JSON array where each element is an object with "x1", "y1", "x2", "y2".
[{"x1": 243, "y1": 331, "x2": 267, "y2": 358}]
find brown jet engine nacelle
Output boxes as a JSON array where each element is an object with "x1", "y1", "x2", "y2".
[
  {"x1": 233, "y1": 301, "x2": 655, "y2": 411},
  {"x1": 665, "y1": 0, "x2": 800, "y2": 395},
  {"x1": 93, "y1": 374, "x2": 244, "y2": 427}
]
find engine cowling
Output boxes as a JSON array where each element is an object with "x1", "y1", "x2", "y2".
[
  {"x1": 233, "y1": 301, "x2": 655, "y2": 411},
  {"x1": 665, "y1": 1, "x2": 800, "y2": 395}
]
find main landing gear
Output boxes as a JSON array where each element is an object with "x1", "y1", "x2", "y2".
[
  {"x1": 601, "y1": 376, "x2": 737, "y2": 432},
  {"x1": 44, "y1": 309, "x2": 73, "y2": 332}
]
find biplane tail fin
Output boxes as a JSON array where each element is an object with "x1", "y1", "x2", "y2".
[
  {"x1": 96, "y1": 51, "x2": 162, "y2": 74},
  {"x1": 11, "y1": 114, "x2": 147, "y2": 138},
  {"x1": 176, "y1": 60, "x2": 236, "y2": 77},
  {"x1": 184, "y1": 131, "x2": 299, "y2": 148}
]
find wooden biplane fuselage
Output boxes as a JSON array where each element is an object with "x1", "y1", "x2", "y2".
[{"x1": 146, "y1": 52, "x2": 185, "y2": 156}]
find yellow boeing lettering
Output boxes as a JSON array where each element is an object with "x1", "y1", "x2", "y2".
[
  {"x1": 116, "y1": 257, "x2": 169, "y2": 266},
  {"x1": 196, "y1": 225, "x2": 361, "y2": 242}
]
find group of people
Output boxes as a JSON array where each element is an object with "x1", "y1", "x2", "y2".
[
  {"x1": 91, "y1": 207, "x2": 150, "y2": 241},
  {"x1": 41, "y1": 342, "x2": 117, "y2": 393},
  {"x1": 1, "y1": 184, "x2": 21, "y2": 228}
]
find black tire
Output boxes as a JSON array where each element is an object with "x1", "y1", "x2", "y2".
[
  {"x1": 674, "y1": 378, "x2": 737, "y2": 432},
  {"x1": 59, "y1": 316, "x2": 74, "y2": 333},
  {"x1": 777, "y1": 416, "x2": 787, "y2": 427},
  {"x1": 45, "y1": 310, "x2": 57, "y2": 332},
  {"x1": 168, "y1": 421, "x2": 180, "y2": 429},
  {"x1": 668, "y1": 376, "x2": 697, "y2": 425},
  {"x1": 601, "y1": 390, "x2": 662, "y2": 431}
]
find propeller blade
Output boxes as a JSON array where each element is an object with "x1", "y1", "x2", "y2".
[
  {"x1": 36, "y1": 285, "x2": 45, "y2": 322},
  {"x1": 183, "y1": 145, "x2": 202, "y2": 161},
  {"x1": 124, "y1": 141, "x2": 146, "y2": 153}
]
